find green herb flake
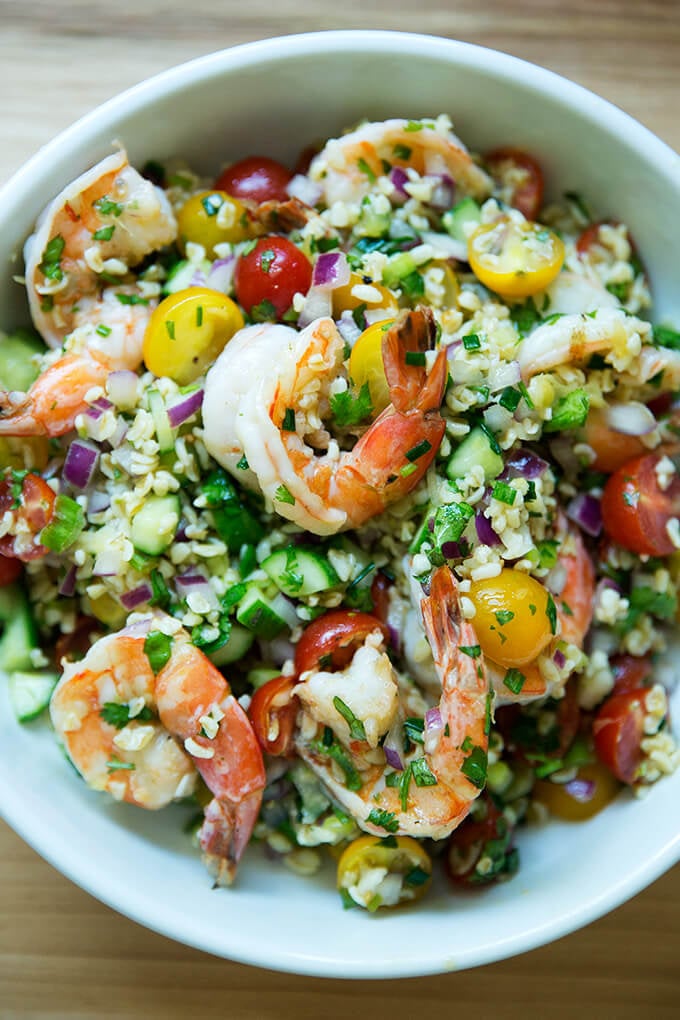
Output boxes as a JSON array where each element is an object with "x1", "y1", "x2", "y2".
[
  {"x1": 150, "y1": 568, "x2": 171, "y2": 608},
  {"x1": 400, "y1": 270, "x2": 425, "y2": 298},
  {"x1": 201, "y1": 194, "x2": 221, "y2": 217},
  {"x1": 116, "y1": 293, "x2": 150, "y2": 306},
  {"x1": 39, "y1": 235, "x2": 66, "y2": 282},
  {"x1": 385, "y1": 771, "x2": 401, "y2": 788},
  {"x1": 196, "y1": 305, "x2": 203, "y2": 327},
  {"x1": 498, "y1": 386, "x2": 521, "y2": 412},
  {"x1": 517, "y1": 381, "x2": 534, "y2": 409},
  {"x1": 461, "y1": 744, "x2": 488, "y2": 789},
  {"x1": 479, "y1": 421, "x2": 502, "y2": 455},
  {"x1": 653, "y1": 324, "x2": 680, "y2": 350},
  {"x1": 260, "y1": 248, "x2": 276, "y2": 273},
  {"x1": 95, "y1": 324, "x2": 112, "y2": 337},
  {"x1": 403, "y1": 716, "x2": 425, "y2": 747},
  {"x1": 316, "y1": 237, "x2": 340, "y2": 253},
  {"x1": 311, "y1": 737, "x2": 362, "y2": 791},
  {"x1": 459, "y1": 644, "x2": 481, "y2": 658},
  {"x1": 432, "y1": 501, "x2": 475, "y2": 549},
  {"x1": 93, "y1": 225, "x2": 115, "y2": 242},
  {"x1": 282, "y1": 407, "x2": 296, "y2": 432},
  {"x1": 143, "y1": 630, "x2": 173, "y2": 674},
  {"x1": 462, "y1": 333, "x2": 482, "y2": 351},
  {"x1": 165, "y1": 319, "x2": 176, "y2": 340},
  {"x1": 330, "y1": 381, "x2": 374, "y2": 426},
  {"x1": 250, "y1": 298, "x2": 277, "y2": 322},
  {"x1": 411, "y1": 757, "x2": 437, "y2": 787},
  {"x1": 106, "y1": 758, "x2": 136, "y2": 772},
  {"x1": 332, "y1": 697, "x2": 367, "y2": 742},
  {"x1": 492, "y1": 481, "x2": 516, "y2": 506},
  {"x1": 404, "y1": 120, "x2": 424, "y2": 132},
  {"x1": 495, "y1": 609, "x2": 515, "y2": 627},
  {"x1": 405, "y1": 439, "x2": 432, "y2": 463},
  {"x1": 546, "y1": 593, "x2": 558, "y2": 635},
  {"x1": 398, "y1": 764, "x2": 412, "y2": 811},
  {"x1": 357, "y1": 157, "x2": 376, "y2": 183},
  {"x1": 339, "y1": 888, "x2": 358, "y2": 910},
  {"x1": 544, "y1": 388, "x2": 590, "y2": 432},
  {"x1": 101, "y1": 702, "x2": 153, "y2": 729},
  {"x1": 393, "y1": 144, "x2": 412, "y2": 160},
  {"x1": 95, "y1": 197, "x2": 124, "y2": 217},
  {"x1": 236, "y1": 455, "x2": 249, "y2": 470},
  {"x1": 274, "y1": 485, "x2": 295, "y2": 505},
  {"x1": 503, "y1": 668, "x2": 526, "y2": 695},
  {"x1": 404, "y1": 865, "x2": 430, "y2": 887},
  {"x1": 404, "y1": 350, "x2": 426, "y2": 367},
  {"x1": 367, "y1": 808, "x2": 399, "y2": 833}
]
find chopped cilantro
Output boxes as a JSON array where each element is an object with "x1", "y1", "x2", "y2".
[
  {"x1": 201, "y1": 194, "x2": 221, "y2": 216},
  {"x1": 95, "y1": 197, "x2": 124, "y2": 216},
  {"x1": 333, "y1": 697, "x2": 367, "y2": 742},
  {"x1": 260, "y1": 248, "x2": 276, "y2": 273},
  {"x1": 404, "y1": 120, "x2": 424, "y2": 132},
  {"x1": 393, "y1": 144, "x2": 412, "y2": 159},
  {"x1": 250, "y1": 299, "x2": 277, "y2": 322},
  {"x1": 404, "y1": 865, "x2": 430, "y2": 887},
  {"x1": 400, "y1": 270, "x2": 425, "y2": 298},
  {"x1": 236, "y1": 455, "x2": 249, "y2": 470},
  {"x1": 405, "y1": 350, "x2": 426, "y2": 367},
  {"x1": 498, "y1": 386, "x2": 521, "y2": 412},
  {"x1": 93, "y1": 225, "x2": 115, "y2": 242},
  {"x1": 100, "y1": 702, "x2": 152, "y2": 728},
  {"x1": 367, "y1": 808, "x2": 399, "y2": 833},
  {"x1": 544, "y1": 389, "x2": 589, "y2": 432},
  {"x1": 116, "y1": 293, "x2": 150, "y2": 306},
  {"x1": 411, "y1": 757, "x2": 437, "y2": 787},
  {"x1": 282, "y1": 407, "x2": 296, "y2": 431},
  {"x1": 378, "y1": 835, "x2": 398, "y2": 848},
  {"x1": 274, "y1": 485, "x2": 295, "y2": 505},
  {"x1": 546, "y1": 593, "x2": 557, "y2": 635},
  {"x1": 143, "y1": 631, "x2": 173, "y2": 673},
  {"x1": 357, "y1": 157, "x2": 376, "y2": 183},
  {"x1": 403, "y1": 717, "x2": 425, "y2": 747},
  {"x1": 461, "y1": 744, "x2": 488, "y2": 789},
  {"x1": 311, "y1": 736, "x2": 362, "y2": 791},
  {"x1": 39, "y1": 235, "x2": 65, "y2": 282},
  {"x1": 503, "y1": 668, "x2": 526, "y2": 695},
  {"x1": 459, "y1": 644, "x2": 481, "y2": 658},
  {"x1": 653, "y1": 324, "x2": 680, "y2": 350},
  {"x1": 330, "y1": 381, "x2": 373, "y2": 426},
  {"x1": 495, "y1": 610, "x2": 515, "y2": 626},
  {"x1": 492, "y1": 481, "x2": 516, "y2": 506}
]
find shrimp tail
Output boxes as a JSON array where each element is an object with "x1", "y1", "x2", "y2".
[
  {"x1": 0, "y1": 353, "x2": 109, "y2": 437},
  {"x1": 199, "y1": 790, "x2": 263, "y2": 886},
  {"x1": 383, "y1": 306, "x2": 447, "y2": 412}
]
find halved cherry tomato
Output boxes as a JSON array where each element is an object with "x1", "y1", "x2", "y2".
[
  {"x1": 234, "y1": 237, "x2": 312, "y2": 320},
  {"x1": 348, "y1": 319, "x2": 394, "y2": 414},
  {"x1": 0, "y1": 472, "x2": 56, "y2": 561},
  {"x1": 600, "y1": 452, "x2": 680, "y2": 556},
  {"x1": 468, "y1": 215, "x2": 564, "y2": 299},
  {"x1": 533, "y1": 761, "x2": 620, "y2": 821},
  {"x1": 583, "y1": 407, "x2": 647, "y2": 474},
  {"x1": 370, "y1": 571, "x2": 393, "y2": 627},
  {"x1": 332, "y1": 272, "x2": 398, "y2": 317},
  {"x1": 609, "y1": 654, "x2": 653, "y2": 696},
  {"x1": 175, "y1": 190, "x2": 253, "y2": 254},
  {"x1": 215, "y1": 156, "x2": 292, "y2": 204},
  {"x1": 248, "y1": 675, "x2": 299, "y2": 756},
  {"x1": 575, "y1": 220, "x2": 625, "y2": 259},
  {"x1": 294, "y1": 610, "x2": 390, "y2": 675},
  {"x1": 143, "y1": 287, "x2": 244, "y2": 384},
  {"x1": 0, "y1": 555, "x2": 22, "y2": 586},
  {"x1": 337, "y1": 835, "x2": 432, "y2": 910},
  {"x1": 468, "y1": 569, "x2": 553, "y2": 668},
  {"x1": 593, "y1": 688, "x2": 648, "y2": 784},
  {"x1": 485, "y1": 148, "x2": 544, "y2": 221},
  {"x1": 445, "y1": 794, "x2": 517, "y2": 886}
]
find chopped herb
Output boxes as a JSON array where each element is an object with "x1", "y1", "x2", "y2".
[
  {"x1": 404, "y1": 865, "x2": 430, "y2": 887},
  {"x1": 250, "y1": 299, "x2": 277, "y2": 322},
  {"x1": 351, "y1": 303, "x2": 368, "y2": 331},
  {"x1": 95, "y1": 197, "x2": 124, "y2": 217},
  {"x1": 330, "y1": 381, "x2": 373, "y2": 426},
  {"x1": 367, "y1": 808, "x2": 399, "y2": 833},
  {"x1": 282, "y1": 407, "x2": 296, "y2": 431},
  {"x1": 544, "y1": 388, "x2": 589, "y2": 432},
  {"x1": 95, "y1": 323, "x2": 112, "y2": 337},
  {"x1": 322, "y1": 726, "x2": 334, "y2": 748},
  {"x1": 142, "y1": 159, "x2": 166, "y2": 186},
  {"x1": 564, "y1": 191, "x2": 591, "y2": 221},
  {"x1": 239, "y1": 544, "x2": 257, "y2": 578},
  {"x1": 236, "y1": 455, "x2": 249, "y2": 470},
  {"x1": 653, "y1": 324, "x2": 680, "y2": 350},
  {"x1": 403, "y1": 716, "x2": 425, "y2": 747},
  {"x1": 116, "y1": 293, "x2": 150, "y2": 306},
  {"x1": 405, "y1": 350, "x2": 427, "y2": 367},
  {"x1": 404, "y1": 120, "x2": 424, "y2": 132},
  {"x1": 165, "y1": 320, "x2": 176, "y2": 340},
  {"x1": 503, "y1": 668, "x2": 526, "y2": 695},
  {"x1": 536, "y1": 539, "x2": 558, "y2": 569},
  {"x1": 411, "y1": 757, "x2": 437, "y2": 787},
  {"x1": 479, "y1": 421, "x2": 502, "y2": 455},
  {"x1": 546, "y1": 593, "x2": 557, "y2": 635},
  {"x1": 461, "y1": 744, "x2": 488, "y2": 789},
  {"x1": 461, "y1": 735, "x2": 473, "y2": 752},
  {"x1": 312, "y1": 737, "x2": 362, "y2": 791},
  {"x1": 432, "y1": 501, "x2": 474, "y2": 550},
  {"x1": 241, "y1": 238, "x2": 258, "y2": 256},
  {"x1": 357, "y1": 157, "x2": 376, "y2": 183},
  {"x1": 143, "y1": 630, "x2": 173, "y2": 673},
  {"x1": 274, "y1": 484, "x2": 295, "y2": 505},
  {"x1": 399, "y1": 764, "x2": 412, "y2": 810},
  {"x1": 196, "y1": 305, "x2": 203, "y2": 327},
  {"x1": 201, "y1": 194, "x2": 221, "y2": 216},
  {"x1": 378, "y1": 835, "x2": 398, "y2": 848},
  {"x1": 100, "y1": 702, "x2": 153, "y2": 729},
  {"x1": 93, "y1": 225, "x2": 115, "y2": 242},
  {"x1": 40, "y1": 296, "x2": 54, "y2": 312},
  {"x1": 462, "y1": 333, "x2": 481, "y2": 350},
  {"x1": 332, "y1": 697, "x2": 367, "y2": 741},
  {"x1": 510, "y1": 299, "x2": 542, "y2": 337},
  {"x1": 192, "y1": 618, "x2": 231, "y2": 655},
  {"x1": 615, "y1": 585, "x2": 677, "y2": 635},
  {"x1": 529, "y1": 603, "x2": 537, "y2": 615},
  {"x1": 495, "y1": 610, "x2": 515, "y2": 627},
  {"x1": 606, "y1": 282, "x2": 628, "y2": 302},
  {"x1": 400, "y1": 270, "x2": 425, "y2": 298},
  {"x1": 106, "y1": 758, "x2": 135, "y2": 772},
  {"x1": 260, "y1": 248, "x2": 276, "y2": 273},
  {"x1": 526, "y1": 481, "x2": 537, "y2": 502},
  {"x1": 492, "y1": 481, "x2": 516, "y2": 506},
  {"x1": 39, "y1": 235, "x2": 65, "y2": 282},
  {"x1": 498, "y1": 386, "x2": 521, "y2": 412},
  {"x1": 405, "y1": 439, "x2": 432, "y2": 462},
  {"x1": 393, "y1": 144, "x2": 412, "y2": 160},
  {"x1": 459, "y1": 644, "x2": 481, "y2": 658},
  {"x1": 543, "y1": 312, "x2": 564, "y2": 326},
  {"x1": 316, "y1": 237, "x2": 340, "y2": 253},
  {"x1": 517, "y1": 381, "x2": 534, "y2": 409},
  {"x1": 339, "y1": 888, "x2": 358, "y2": 910},
  {"x1": 484, "y1": 692, "x2": 493, "y2": 736},
  {"x1": 150, "y1": 568, "x2": 171, "y2": 608},
  {"x1": 385, "y1": 771, "x2": 401, "y2": 787}
]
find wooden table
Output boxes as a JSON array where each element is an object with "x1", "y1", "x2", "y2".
[{"x1": 1, "y1": 2, "x2": 679, "y2": 1015}]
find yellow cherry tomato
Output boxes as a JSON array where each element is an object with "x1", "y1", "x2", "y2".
[
  {"x1": 332, "y1": 271, "x2": 399, "y2": 317},
  {"x1": 533, "y1": 762, "x2": 621, "y2": 821},
  {"x1": 468, "y1": 215, "x2": 565, "y2": 299},
  {"x1": 143, "y1": 287, "x2": 244, "y2": 385},
  {"x1": 468, "y1": 568, "x2": 553, "y2": 668},
  {"x1": 0, "y1": 436, "x2": 48, "y2": 472},
  {"x1": 348, "y1": 319, "x2": 394, "y2": 414},
  {"x1": 176, "y1": 191, "x2": 254, "y2": 255},
  {"x1": 337, "y1": 835, "x2": 432, "y2": 911},
  {"x1": 88, "y1": 592, "x2": 127, "y2": 629}
]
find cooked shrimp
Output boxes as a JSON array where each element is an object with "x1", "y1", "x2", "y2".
[
  {"x1": 50, "y1": 616, "x2": 265, "y2": 885},
  {"x1": 0, "y1": 153, "x2": 177, "y2": 438},
  {"x1": 517, "y1": 307, "x2": 674, "y2": 383},
  {"x1": 294, "y1": 566, "x2": 490, "y2": 840},
  {"x1": 545, "y1": 270, "x2": 618, "y2": 315},
  {"x1": 202, "y1": 307, "x2": 448, "y2": 536},
  {"x1": 309, "y1": 117, "x2": 492, "y2": 207},
  {"x1": 24, "y1": 150, "x2": 176, "y2": 347}
]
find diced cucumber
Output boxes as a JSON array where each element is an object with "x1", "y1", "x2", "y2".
[
  {"x1": 446, "y1": 426, "x2": 504, "y2": 483},
  {"x1": 0, "y1": 585, "x2": 37, "y2": 672},
  {"x1": 382, "y1": 251, "x2": 418, "y2": 288},
  {"x1": 163, "y1": 258, "x2": 211, "y2": 295},
  {"x1": 131, "y1": 495, "x2": 180, "y2": 555},
  {"x1": 8, "y1": 670, "x2": 58, "y2": 722},
  {"x1": 236, "y1": 587, "x2": 289, "y2": 639},
  {"x1": 147, "y1": 389, "x2": 176, "y2": 454},
  {"x1": 261, "y1": 546, "x2": 339, "y2": 597},
  {"x1": 0, "y1": 329, "x2": 45, "y2": 392},
  {"x1": 408, "y1": 507, "x2": 436, "y2": 554},
  {"x1": 207, "y1": 623, "x2": 254, "y2": 666},
  {"x1": 356, "y1": 196, "x2": 391, "y2": 239},
  {"x1": 442, "y1": 197, "x2": 481, "y2": 243},
  {"x1": 247, "y1": 667, "x2": 281, "y2": 689}
]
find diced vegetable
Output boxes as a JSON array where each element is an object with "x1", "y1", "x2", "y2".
[
  {"x1": 261, "y1": 546, "x2": 339, "y2": 597},
  {"x1": 0, "y1": 584, "x2": 37, "y2": 672},
  {"x1": 442, "y1": 197, "x2": 481, "y2": 243},
  {"x1": 0, "y1": 329, "x2": 45, "y2": 392},
  {"x1": 8, "y1": 670, "x2": 58, "y2": 722},
  {"x1": 130, "y1": 495, "x2": 180, "y2": 555},
  {"x1": 447, "y1": 426, "x2": 504, "y2": 482}
]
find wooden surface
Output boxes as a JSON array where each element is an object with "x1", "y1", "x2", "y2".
[{"x1": 1, "y1": 1, "x2": 679, "y2": 1015}]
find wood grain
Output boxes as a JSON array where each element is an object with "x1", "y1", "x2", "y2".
[{"x1": 1, "y1": 1, "x2": 679, "y2": 1014}]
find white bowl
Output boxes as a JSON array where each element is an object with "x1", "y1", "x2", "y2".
[{"x1": 1, "y1": 30, "x2": 679, "y2": 978}]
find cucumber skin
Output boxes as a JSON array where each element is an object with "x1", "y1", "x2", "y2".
[
  {"x1": 9, "y1": 671, "x2": 58, "y2": 723},
  {"x1": 0, "y1": 585, "x2": 37, "y2": 673},
  {"x1": 131, "y1": 495, "x2": 180, "y2": 556},
  {"x1": 261, "y1": 547, "x2": 339, "y2": 597},
  {"x1": 447, "y1": 427, "x2": 504, "y2": 483}
]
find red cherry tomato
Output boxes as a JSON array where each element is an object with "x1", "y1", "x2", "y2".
[
  {"x1": 293, "y1": 145, "x2": 319, "y2": 178},
  {"x1": 485, "y1": 147, "x2": 544, "y2": 221},
  {"x1": 576, "y1": 221, "x2": 618, "y2": 258},
  {"x1": 445, "y1": 795, "x2": 517, "y2": 886},
  {"x1": 215, "y1": 156, "x2": 292, "y2": 204},
  {"x1": 248, "y1": 675, "x2": 299, "y2": 757},
  {"x1": 0, "y1": 555, "x2": 22, "y2": 586},
  {"x1": 610, "y1": 654, "x2": 653, "y2": 696},
  {"x1": 234, "y1": 236, "x2": 312, "y2": 320},
  {"x1": 294, "y1": 610, "x2": 390, "y2": 676},
  {"x1": 593, "y1": 688, "x2": 648, "y2": 784},
  {"x1": 369, "y1": 571, "x2": 393, "y2": 626},
  {"x1": 601, "y1": 453, "x2": 680, "y2": 556},
  {"x1": 0, "y1": 473, "x2": 56, "y2": 561}
]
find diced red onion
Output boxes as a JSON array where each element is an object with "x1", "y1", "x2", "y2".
[
  {"x1": 475, "y1": 512, "x2": 502, "y2": 547},
  {"x1": 84, "y1": 404, "x2": 103, "y2": 422},
  {"x1": 175, "y1": 572, "x2": 219, "y2": 612},
  {"x1": 441, "y1": 540, "x2": 464, "y2": 560},
  {"x1": 87, "y1": 490, "x2": 111, "y2": 514},
  {"x1": 63, "y1": 439, "x2": 100, "y2": 489},
  {"x1": 425, "y1": 706, "x2": 443, "y2": 734},
  {"x1": 167, "y1": 389, "x2": 204, "y2": 428},
  {"x1": 189, "y1": 266, "x2": 208, "y2": 287},
  {"x1": 107, "y1": 370, "x2": 138, "y2": 409},
  {"x1": 387, "y1": 624, "x2": 401, "y2": 652},
  {"x1": 312, "y1": 251, "x2": 350, "y2": 290},
  {"x1": 503, "y1": 449, "x2": 549, "y2": 480},
  {"x1": 107, "y1": 419, "x2": 129, "y2": 449},
  {"x1": 553, "y1": 648, "x2": 566, "y2": 669},
  {"x1": 567, "y1": 493, "x2": 602, "y2": 537},
  {"x1": 384, "y1": 745, "x2": 404, "y2": 771},
  {"x1": 91, "y1": 396, "x2": 113, "y2": 413},
  {"x1": 563, "y1": 777, "x2": 596, "y2": 803},
  {"x1": 297, "y1": 287, "x2": 332, "y2": 328},
  {"x1": 286, "y1": 174, "x2": 323, "y2": 207},
  {"x1": 120, "y1": 583, "x2": 153, "y2": 611},
  {"x1": 207, "y1": 256, "x2": 236, "y2": 294},
  {"x1": 427, "y1": 173, "x2": 455, "y2": 211},
  {"x1": 488, "y1": 359, "x2": 521, "y2": 394},
  {"x1": 389, "y1": 167, "x2": 410, "y2": 203},
  {"x1": 58, "y1": 565, "x2": 77, "y2": 597},
  {"x1": 336, "y1": 314, "x2": 362, "y2": 347},
  {"x1": 605, "y1": 401, "x2": 656, "y2": 436}
]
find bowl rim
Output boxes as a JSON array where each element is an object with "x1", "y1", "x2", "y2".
[{"x1": 1, "y1": 29, "x2": 679, "y2": 978}]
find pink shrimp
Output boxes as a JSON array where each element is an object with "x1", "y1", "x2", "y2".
[
  {"x1": 202, "y1": 307, "x2": 448, "y2": 536},
  {"x1": 294, "y1": 566, "x2": 490, "y2": 840},
  {"x1": 50, "y1": 617, "x2": 265, "y2": 885}
]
